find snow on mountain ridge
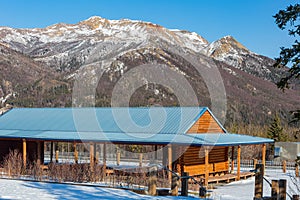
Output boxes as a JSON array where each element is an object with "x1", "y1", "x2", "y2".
[
  {"x1": 0, "y1": 16, "x2": 209, "y2": 53},
  {"x1": 0, "y1": 16, "x2": 275, "y2": 78}
]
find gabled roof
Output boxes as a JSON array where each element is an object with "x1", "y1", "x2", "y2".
[
  {"x1": 0, "y1": 107, "x2": 212, "y2": 134},
  {"x1": 0, "y1": 107, "x2": 273, "y2": 146}
]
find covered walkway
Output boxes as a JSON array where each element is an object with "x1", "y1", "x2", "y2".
[{"x1": 0, "y1": 107, "x2": 273, "y2": 188}]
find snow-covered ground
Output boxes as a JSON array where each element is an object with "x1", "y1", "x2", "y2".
[
  {"x1": 0, "y1": 179, "x2": 193, "y2": 200},
  {"x1": 211, "y1": 170, "x2": 300, "y2": 200},
  {"x1": 0, "y1": 170, "x2": 299, "y2": 200}
]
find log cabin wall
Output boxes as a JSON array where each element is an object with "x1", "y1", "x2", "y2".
[
  {"x1": 0, "y1": 140, "x2": 44, "y2": 165},
  {"x1": 179, "y1": 146, "x2": 229, "y2": 176},
  {"x1": 181, "y1": 110, "x2": 228, "y2": 176},
  {"x1": 187, "y1": 111, "x2": 225, "y2": 133}
]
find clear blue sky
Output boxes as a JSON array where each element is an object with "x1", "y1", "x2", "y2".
[{"x1": 0, "y1": 0, "x2": 298, "y2": 59}]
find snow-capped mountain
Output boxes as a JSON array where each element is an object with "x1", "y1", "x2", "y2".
[
  {"x1": 0, "y1": 16, "x2": 298, "y2": 125},
  {"x1": 0, "y1": 16, "x2": 209, "y2": 71},
  {"x1": 206, "y1": 35, "x2": 279, "y2": 82},
  {"x1": 0, "y1": 16, "x2": 274, "y2": 77}
]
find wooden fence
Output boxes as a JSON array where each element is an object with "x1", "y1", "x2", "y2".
[{"x1": 234, "y1": 159, "x2": 296, "y2": 171}]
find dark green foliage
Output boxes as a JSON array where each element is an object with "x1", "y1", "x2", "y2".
[
  {"x1": 267, "y1": 113, "x2": 285, "y2": 142},
  {"x1": 273, "y1": 4, "x2": 300, "y2": 138},
  {"x1": 273, "y1": 4, "x2": 300, "y2": 90},
  {"x1": 290, "y1": 109, "x2": 300, "y2": 139}
]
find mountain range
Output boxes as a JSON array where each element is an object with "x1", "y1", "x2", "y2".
[{"x1": 0, "y1": 16, "x2": 299, "y2": 126}]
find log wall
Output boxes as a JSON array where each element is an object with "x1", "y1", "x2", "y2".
[
  {"x1": 179, "y1": 146, "x2": 229, "y2": 176},
  {"x1": 187, "y1": 111, "x2": 225, "y2": 133}
]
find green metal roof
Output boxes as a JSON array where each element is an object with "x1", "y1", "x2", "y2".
[{"x1": 0, "y1": 107, "x2": 273, "y2": 146}]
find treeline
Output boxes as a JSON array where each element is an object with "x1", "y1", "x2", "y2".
[{"x1": 226, "y1": 121, "x2": 299, "y2": 142}]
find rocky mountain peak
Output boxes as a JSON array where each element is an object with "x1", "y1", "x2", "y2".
[
  {"x1": 204, "y1": 35, "x2": 276, "y2": 80},
  {"x1": 206, "y1": 35, "x2": 250, "y2": 58},
  {"x1": 79, "y1": 16, "x2": 110, "y2": 29}
]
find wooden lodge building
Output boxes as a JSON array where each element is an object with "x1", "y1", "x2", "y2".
[{"x1": 0, "y1": 107, "x2": 273, "y2": 185}]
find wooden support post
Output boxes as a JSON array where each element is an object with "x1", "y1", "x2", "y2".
[
  {"x1": 55, "y1": 150, "x2": 59, "y2": 163},
  {"x1": 282, "y1": 160, "x2": 286, "y2": 173},
  {"x1": 155, "y1": 145, "x2": 158, "y2": 160},
  {"x1": 253, "y1": 159, "x2": 257, "y2": 169},
  {"x1": 262, "y1": 144, "x2": 266, "y2": 168},
  {"x1": 163, "y1": 146, "x2": 168, "y2": 166},
  {"x1": 37, "y1": 141, "x2": 41, "y2": 165},
  {"x1": 116, "y1": 145, "x2": 120, "y2": 166},
  {"x1": 95, "y1": 152, "x2": 99, "y2": 165},
  {"x1": 179, "y1": 146, "x2": 184, "y2": 176},
  {"x1": 254, "y1": 164, "x2": 264, "y2": 199},
  {"x1": 271, "y1": 180, "x2": 279, "y2": 200},
  {"x1": 171, "y1": 173, "x2": 179, "y2": 196},
  {"x1": 181, "y1": 172, "x2": 189, "y2": 196},
  {"x1": 279, "y1": 179, "x2": 287, "y2": 200},
  {"x1": 22, "y1": 139, "x2": 27, "y2": 167},
  {"x1": 90, "y1": 143, "x2": 95, "y2": 182},
  {"x1": 148, "y1": 166, "x2": 157, "y2": 196},
  {"x1": 94, "y1": 143, "x2": 97, "y2": 163},
  {"x1": 74, "y1": 143, "x2": 78, "y2": 164},
  {"x1": 237, "y1": 145, "x2": 241, "y2": 181},
  {"x1": 90, "y1": 142, "x2": 94, "y2": 169},
  {"x1": 168, "y1": 144, "x2": 172, "y2": 183},
  {"x1": 50, "y1": 141, "x2": 53, "y2": 163},
  {"x1": 103, "y1": 143, "x2": 107, "y2": 177},
  {"x1": 204, "y1": 147, "x2": 209, "y2": 186},
  {"x1": 117, "y1": 152, "x2": 120, "y2": 166},
  {"x1": 139, "y1": 153, "x2": 143, "y2": 167},
  {"x1": 55, "y1": 142, "x2": 59, "y2": 163},
  {"x1": 231, "y1": 146, "x2": 235, "y2": 173},
  {"x1": 296, "y1": 164, "x2": 299, "y2": 177},
  {"x1": 172, "y1": 145, "x2": 178, "y2": 173}
]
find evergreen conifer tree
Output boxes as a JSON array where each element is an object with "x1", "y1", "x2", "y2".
[{"x1": 267, "y1": 113, "x2": 285, "y2": 142}]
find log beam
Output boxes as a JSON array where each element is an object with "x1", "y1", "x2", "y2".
[
  {"x1": 155, "y1": 145, "x2": 158, "y2": 160},
  {"x1": 55, "y1": 142, "x2": 59, "y2": 163},
  {"x1": 90, "y1": 142, "x2": 94, "y2": 169},
  {"x1": 74, "y1": 143, "x2": 78, "y2": 164},
  {"x1": 117, "y1": 152, "x2": 120, "y2": 166},
  {"x1": 163, "y1": 146, "x2": 168, "y2": 166},
  {"x1": 168, "y1": 144, "x2": 172, "y2": 183},
  {"x1": 55, "y1": 150, "x2": 59, "y2": 163},
  {"x1": 262, "y1": 144, "x2": 266, "y2": 168},
  {"x1": 103, "y1": 143, "x2": 107, "y2": 177},
  {"x1": 37, "y1": 141, "x2": 41, "y2": 165},
  {"x1": 204, "y1": 147, "x2": 209, "y2": 186},
  {"x1": 253, "y1": 159, "x2": 257, "y2": 169},
  {"x1": 22, "y1": 139, "x2": 27, "y2": 167},
  {"x1": 237, "y1": 145, "x2": 241, "y2": 180},
  {"x1": 50, "y1": 142, "x2": 53, "y2": 163},
  {"x1": 139, "y1": 153, "x2": 143, "y2": 167},
  {"x1": 231, "y1": 146, "x2": 235, "y2": 173}
]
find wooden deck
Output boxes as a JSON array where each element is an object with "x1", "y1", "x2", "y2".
[{"x1": 208, "y1": 172, "x2": 255, "y2": 184}]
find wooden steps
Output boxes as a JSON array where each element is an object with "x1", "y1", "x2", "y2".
[{"x1": 208, "y1": 172, "x2": 255, "y2": 184}]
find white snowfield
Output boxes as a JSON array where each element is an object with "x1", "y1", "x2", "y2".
[
  {"x1": 0, "y1": 178, "x2": 194, "y2": 200},
  {"x1": 0, "y1": 170, "x2": 299, "y2": 200},
  {"x1": 211, "y1": 170, "x2": 300, "y2": 200}
]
